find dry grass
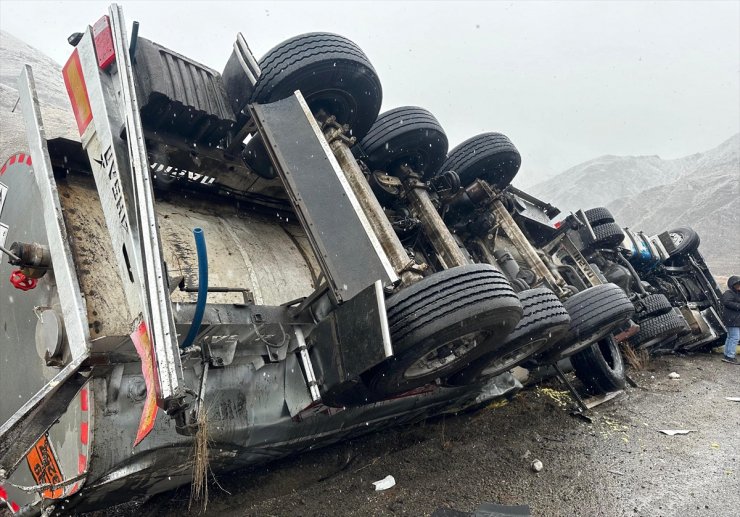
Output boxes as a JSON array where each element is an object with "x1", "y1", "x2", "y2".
[
  {"x1": 621, "y1": 343, "x2": 649, "y2": 370},
  {"x1": 189, "y1": 408, "x2": 210, "y2": 513}
]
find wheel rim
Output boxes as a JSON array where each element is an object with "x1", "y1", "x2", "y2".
[
  {"x1": 304, "y1": 87, "x2": 359, "y2": 127},
  {"x1": 557, "y1": 327, "x2": 612, "y2": 358},
  {"x1": 480, "y1": 337, "x2": 549, "y2": 377},
  {"x1": 598, "y1": 338, "x2": 617, "y2": 369},
  {"x1": 404, "y1": 331, "x2": 482, "y2": 379}
]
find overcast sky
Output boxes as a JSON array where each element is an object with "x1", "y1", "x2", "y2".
[{"x1": 1, "y1": 0, "x2": 738, "y2": 185}]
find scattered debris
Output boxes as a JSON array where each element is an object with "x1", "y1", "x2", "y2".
[
  {"x1": 538, "y1": 387, "x2": 572, "y2": 408},
  {"x1": 487, "y1": 399, "x2": 509, "y2": 410},
  {"x1": 531, "y1": 460, "x2": 543, "y2": 472},
  {"x1": 725, "y1": 397, "x2": 740, "y2": 402},
  {"x1": 571, "y1": 411, "x2": 593, "y2": 423},
  {"x1": 658, "y1": 430, "x2": 693, "y2": 436},
  {"x1": 584, "y1": 390, "x2": 623, "y2": 409},
  {"x1": 607, "y1": 469, "x2": 625, "y2": 476},
  {"x1": 711, "y1": 443, "x2": 721, "y2": 449},
  {"x1": 372, "y1": 475, "x2": 396, "y2": 491},
  {"x1": 668, "y1": 372, "x2": 680, "y2": 379}
]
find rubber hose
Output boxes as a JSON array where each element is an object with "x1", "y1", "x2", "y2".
[{"x1": 180, "y1": 228, "x2": 208, "y2": 349}]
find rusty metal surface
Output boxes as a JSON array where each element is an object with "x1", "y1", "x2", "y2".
[
  {"x1": 326, "y1": 128, "x2": 422, "y2": 286},
  {"x1": 490, "y1": 198, "x2": 570, "y2": 295},
  {"x1": 403, "y1": 179, "x2": 468, "y2": 268}
]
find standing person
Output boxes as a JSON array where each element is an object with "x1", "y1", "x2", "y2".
[{"x1": 721, "y1": 275, "x2": 740, "y2": 364}]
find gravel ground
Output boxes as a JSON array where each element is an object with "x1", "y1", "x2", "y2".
[{"x1": 118, "y1": 352, "x2": 739, "y2": 517}]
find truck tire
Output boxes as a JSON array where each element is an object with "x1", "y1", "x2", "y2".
[
  {"x1": 631, "y1": 310, "x2": 689, "y2": 350},
  {"x1": 666, "y1": 227, "x2": 700, "y2": 258},
  {"x1": 358, "y1": 106, "x2": 448, "y2": 178},
  {"x1": 570, "y1": 336, "x2": 625, "y2": 394},
  {"x1": 446, "y1": 288, "x2": 570, "y2": 386},
  {"x1": 251, "y1": 32, "x2": 382, "y2": 140},
  {"x1": 543, "y1": 283, "x2": 635, "y2": 360},
  {"x1": 366, "y1": 264, "x2": 522, "y2": 396},
  {"x1": 582, "y1": 222, "x2": 625, "y2": 249},
  {"x1": 639, "y1": 293, "x2": 673, "y2": 318},
  {"x1": 436, "y1": 132, "x2": 521, "y2": 188},
  {"x1": 584, "y1": 207, "x2": 615, "y2": 226}
]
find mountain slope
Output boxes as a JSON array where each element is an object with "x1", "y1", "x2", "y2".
[
  {"x1": 0, "y1": 30, "x2": 77, "y2": 156},
  {"x1": 528, "y1": 134, "x2": 739, "y2": 212},
  {"x1": 607, "y1": 136, "x2": 739, "y2": 275},
  {"x1": 0, "y1": 30, "x2": 69, "y2": 108}
]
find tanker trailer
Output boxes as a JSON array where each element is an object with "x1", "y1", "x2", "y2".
[{"x1": 0, "y1": 5, "x2": 524, "y2": 514}]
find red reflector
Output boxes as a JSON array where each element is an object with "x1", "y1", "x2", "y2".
[
  {"x1": 93, "y1": 15, "x2": 116, "y2": 69},
  {"x1": 554, "y1": 221, "x2": 562, "y2": 229},
  {"x1": 63, "y1": 49, "x2": 93, "y2": 135}
]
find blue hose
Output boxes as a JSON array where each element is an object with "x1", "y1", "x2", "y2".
[{"x1": 180, "y1": 228, "x2": 208, "y2": 349}]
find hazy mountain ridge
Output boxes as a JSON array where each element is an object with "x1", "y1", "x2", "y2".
[
  {"x1": 607, "y1": 135, "x2": 739, "y2": 276},
  {"x1": 528, "y1": 134, "x2": 739, "y2": 211},
  {"x1": 528, "y1": 134, "x2": 739, "y2": 276},
  {"x1": 0, "y1": 30, "x2": 70, "y2": 109},
  {"x1": 0, "y1": 31, "x2": 78, "y2": 155}
]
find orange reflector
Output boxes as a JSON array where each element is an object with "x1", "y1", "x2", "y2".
[
  {"x1": 62, "y1": 49, "x2": 93, "y2": 136},
  {"x1": 26, "y1": 435, "x2": 64, "y2": 499},
  {"x1": 132, "y1": 321, "x2": 160, "y2": 447}
]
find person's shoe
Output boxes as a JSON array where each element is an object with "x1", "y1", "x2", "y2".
[{"x1": 721, "y1": 356, "x2": 739, "y2": 364}]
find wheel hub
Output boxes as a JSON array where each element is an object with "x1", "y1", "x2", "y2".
[{"x1": 404, "y1": 332, "x2": 481, "y2": 380}]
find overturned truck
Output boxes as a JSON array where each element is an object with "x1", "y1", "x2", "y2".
[{"x1": 0, "y1": 5, "x2": 726, "y2": 515}]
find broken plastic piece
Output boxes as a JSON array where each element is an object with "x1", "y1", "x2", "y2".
[
  {"x1": 658, "y1": 430, "x2": 693, "y2": 436},
  {"x1": 372, "y1": 474, "x2": 396, "y2": 491}
]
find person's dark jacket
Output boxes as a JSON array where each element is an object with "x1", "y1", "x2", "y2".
[{"x1": 721, "y1": 275, "x2": 740, "y2": 327}]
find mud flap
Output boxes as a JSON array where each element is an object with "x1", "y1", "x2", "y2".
[{"x1": 307, "y1": 281, "x2": 393, "y2": 405}]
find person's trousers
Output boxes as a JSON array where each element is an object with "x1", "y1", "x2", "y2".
[{"x1": 724, "y1": 326, "x2": 740, "y2": 359}]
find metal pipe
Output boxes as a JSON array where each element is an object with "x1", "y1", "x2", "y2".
[
  {"x1": 129, "y1": 21, "x2": 139, "y2": 60},
  {"x1": 180, "y1": 228, "x2": 208, "y2": 349},
  {"x1": 327, "y1": 135, "x2": 422, "y2": 285},
  {"x1": 403, "y1": 176, "x2": 468, "y2": 268},
  {"x1": 0, "y1": 243, "x2": 20, "y2": 262},
  {"x1": 295, "y1": 327, "x2": 321, "y2": 402},
  {"x1": 614, "y1": 252, "x2": 648, "y2": 296}
]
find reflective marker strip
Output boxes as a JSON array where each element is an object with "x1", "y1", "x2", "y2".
[
  {"x1": 0, "y1": 152, "x2": 33, "y2": 176},
  {"x1": 80, "y1": 421, "x2": 89, "y2": 445},
  {"x1": 0, "y1": 485, "x2": 19, "y2": 513},
  {"x1": 80, "y1": 387, "x2": 89, "y2": 411},
  {"x1": 62, "y1": 49, "x2": 93, "y2": 136},
  {"x1": 67, "y1": 385, "x2": 91, "y2": 496}
]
